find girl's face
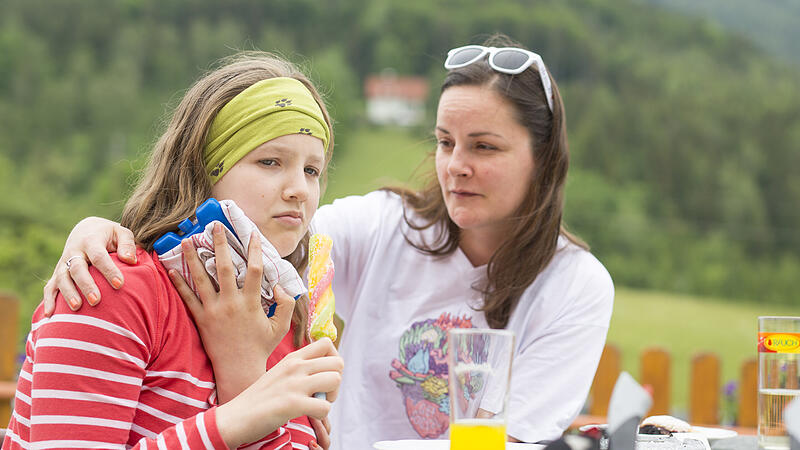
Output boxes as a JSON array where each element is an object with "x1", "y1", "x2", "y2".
[
  {"x1": 211, "y1": 134, "x2": 325, "y2": 257},
  {"x1": 435, "y1": 85, "x2": 536, "y2": 235}
]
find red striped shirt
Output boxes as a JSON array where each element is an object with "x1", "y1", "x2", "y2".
[{"x1": 3, "y1": 249, "x2": 316, "y2": 450}]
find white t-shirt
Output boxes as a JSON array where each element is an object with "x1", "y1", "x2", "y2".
[{"x1": 311, "y1": 191, "x2": 614, "y2": 449}]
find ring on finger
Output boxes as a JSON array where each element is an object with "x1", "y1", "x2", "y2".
[{"x1": 65, "y1": 255, "x2": 84, "y2": 271}]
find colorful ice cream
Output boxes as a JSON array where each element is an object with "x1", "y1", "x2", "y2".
[{"x1": 307, "y1": 234, "x2": 337, "y2": 342}]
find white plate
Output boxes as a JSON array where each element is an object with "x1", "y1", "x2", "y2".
[
  {"x1": 577, "y1": 423, "x2": 736, "y2": 442},
  {"x1": 373, "y1": 440, "x2": 545, "y2": 449},
  {"x1": 689, "y1": 426, "x2": 738, "y2": 441}
]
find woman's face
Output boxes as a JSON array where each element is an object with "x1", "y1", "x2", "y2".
[
  {"x1": 211, "y1": 134, "x2": 325, "y2": 257},
  {"x1": 435, "y1": 85, "x2": 536, "y2": 235}
]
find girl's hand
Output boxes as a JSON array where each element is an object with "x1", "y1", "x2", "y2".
[
  {"x1": 215, "y1": 338, "x2": 343, "y2": 448},
  {"x1": 169, "y1": 223, "x2": 294, "y2": 403},
  {"x1": 42, "y1": 217, "x2": 135, "y2": 316}
]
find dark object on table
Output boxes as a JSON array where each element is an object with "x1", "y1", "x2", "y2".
[
  {"x1": 611, "y1": 418, "x2": 643, "y2": 450},
  {"x1": 546, "y1": 434, "x2": 601, "y2": 450},
  {"x1": 639, "y1": 425, "x2": 672, "y2": 436},
  {"x1": 607, "y1": 372, "x2": 652, "y2": 450}
]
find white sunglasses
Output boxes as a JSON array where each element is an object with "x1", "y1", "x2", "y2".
[{"x1": 444, "y1": 45, "x2": 554, "y2": 111}]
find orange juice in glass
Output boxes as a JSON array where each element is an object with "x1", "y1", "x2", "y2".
[
  {"x1": 449, "y1": 419, "x2": 506, "y2": 450},
  {"x1": 447, "y1": 328, "x2": 515, "y2": 450}
]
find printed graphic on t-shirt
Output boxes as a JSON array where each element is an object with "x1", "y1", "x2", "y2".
[{"x1": 389, "y1": 312, "x2": 474, "y2": 439}]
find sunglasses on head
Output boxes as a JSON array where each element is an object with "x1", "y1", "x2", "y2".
[{"x1": 444, "y1": 45, "x2": 554, "y2": 111}]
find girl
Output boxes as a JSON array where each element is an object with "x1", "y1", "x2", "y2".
[{"x1": 3, "y1": 53, "x2": 343, "y2": 449}]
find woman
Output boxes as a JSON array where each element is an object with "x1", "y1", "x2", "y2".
[
  {"x1": 3, "y1": 53, "x2": 343, "y2": 449},
  {"x1": 41, "y1": 34, "x2": 613, "y2": 448}
]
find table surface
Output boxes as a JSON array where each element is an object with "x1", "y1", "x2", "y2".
[
  {"x1": 373, "y1": 440, "x2": 545, "y2": 449},
  {"x1": 709, "y1": 436, "x2": 758, "y2": 450}
]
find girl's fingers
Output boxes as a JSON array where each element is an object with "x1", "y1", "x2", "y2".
[
  {"x1": 242, "y1": 231, "x2": 263, "y2": 299},
  {"x1": 169, "y1": 269, "x2": 203, "y2": 319},
  {"x1": 269, "y1": 285, "x2": 294, "y2": 336},
  {"x1": 181, "y1": 239, "x2": 217, "y2": 303},
  {"x1": 302, "y1": 355, "x2": 345, "y2": 377},
  {"x1": 291, "y1": 396, "x2": 333, "y2": 422},
  {"x1": 303, "y1": 371, "x2": 341, "y2": 404},
  {"x1": 294, "y1": 338, "x2": 339, "y2": 360},
  {"x1": 212, "y1": 223, "x2": 238, "y2": 293}
]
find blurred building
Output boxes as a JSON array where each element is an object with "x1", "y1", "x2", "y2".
[{"x1": 364, "y1": 72, "x2": 429, "y2": 126}]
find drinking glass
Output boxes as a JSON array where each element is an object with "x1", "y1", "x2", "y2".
[
  {"x1": 758, "y1": 316, "x2": 800, "y2": 450},
  {"x1": 447, "y1": 328, "x2": 515, "y2": 450}
]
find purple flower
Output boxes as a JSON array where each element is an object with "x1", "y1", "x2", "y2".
[{"x1": 724, "y1": 380, "x2": 738, "y2": 397}]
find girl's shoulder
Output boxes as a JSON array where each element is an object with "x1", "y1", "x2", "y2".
[{"x1": 29, "y1": 248, "x2": 176, "y2": 360}]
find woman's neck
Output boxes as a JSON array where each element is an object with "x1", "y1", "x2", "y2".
[{"x1": 458, "y1": 227, "x2": 506, "y2": 267}]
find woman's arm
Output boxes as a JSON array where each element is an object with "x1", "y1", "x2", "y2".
[{"x1": 42, "y1": 217, "x2": 136, "y2": 315}]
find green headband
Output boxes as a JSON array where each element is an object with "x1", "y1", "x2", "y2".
[{"x1": 204, "y1": 77, "x2": 330, "y2": 183}]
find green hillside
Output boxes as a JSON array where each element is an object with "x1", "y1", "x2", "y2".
[
  {"x1": 643, "y1": 0, "x2": 800, "y2": 64},
  {"x1": 1, "y1": 0, "x2": 799, "y2": 346}
]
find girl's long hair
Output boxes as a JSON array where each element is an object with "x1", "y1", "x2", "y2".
[
  {"x1": 121, "y1": 52, "x2": 334, "y2": 346},
  {"x1": 388, "y1": 34, "x2": 585, "y2": 329}
]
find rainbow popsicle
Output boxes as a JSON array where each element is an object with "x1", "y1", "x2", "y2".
[{"x1": 307, "y1": 234, "x2": 337, "y2": 342}]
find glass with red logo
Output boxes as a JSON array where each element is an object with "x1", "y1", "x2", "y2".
[{"x1": 758, "y1": 316, "x2": 800, "y2": 450}]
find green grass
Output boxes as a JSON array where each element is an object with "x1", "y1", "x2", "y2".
[
  {"x1": 322, "y1": 126, "x2": 432, "y2": 204},
  {"x1": 610, "y1": 287, "x2": 798, "y2": 415}
]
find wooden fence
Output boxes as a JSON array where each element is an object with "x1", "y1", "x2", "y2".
[
  {"x1": 0, "y1": 293, "x2": 19, "y2": 426},
  {"x1": 573, "y1": 344, "x2": 758, "y2": 434}
]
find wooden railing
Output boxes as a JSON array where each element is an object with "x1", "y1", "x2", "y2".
[
  {"x1": 572, "y1": 344, "x2": 758, "y2": 435},
  {"x1": 0, "y1": 292, "x2": 19, "y2": 426}
]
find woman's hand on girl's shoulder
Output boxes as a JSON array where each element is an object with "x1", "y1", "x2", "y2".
[{"x1": 42, "y1": 217, "x2": 137, "y2": 316}]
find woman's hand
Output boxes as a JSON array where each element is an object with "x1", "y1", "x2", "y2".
[
  {"x1": 215, "y1": 338, "x2": 343, "y2": 448},
  {"x1": 42, "y1": 217, "x2": 135, "y2": 316},
  {"x1": 169, "y1": 223, "x2": 294, "y2": 403}
]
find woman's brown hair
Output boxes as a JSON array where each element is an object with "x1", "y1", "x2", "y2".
[
  {"x1": 389, "y1": 34, "x2": 585, "y2": 329},
  {"x1": 120, "y1": 51, "x2": 334, "y2": 346}
]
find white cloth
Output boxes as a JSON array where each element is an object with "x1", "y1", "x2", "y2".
[
  {"x1": 158, "y1": 199, "x2": 307, "y2": 314},
  {"x1": 310, "y1": 191, "x2": 615, "y2": 449}
]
